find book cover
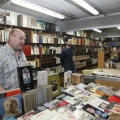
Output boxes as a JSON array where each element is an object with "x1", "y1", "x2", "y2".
[
  {"x1": 37, "y1": 71, "x2": 48, "y2": 87},
  {"x1": 82, "y1": 104, "x2": 108, "y2": 119},
  {"x1": 3, "y1": 116, "x2": 16, "y2": 120},
  {"x1": 22, "y1": 90, "x2": 36, "y2": 113},
  {"x1": 0, "y1": 94, "x2": 22, "y2": 119},
  {"x1": 89, "y1": 98, "x2": 109, "y2": 112},
  {"x1": 17, "y1": 66, "x2": 34, "y2": 92},
  {"x1": 64, "y1": 71, "x2": 72, "y2": 88},
  {"x1": 6, "y1": 88, "x2": 21, "y2": 97},
  {"x1": 48, "y1": 73, "x2": 61, "y2": 98}
]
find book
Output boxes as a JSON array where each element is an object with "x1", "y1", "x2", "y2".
[
  {"x1": 48, "y1": 73, "x2": 61, "y2": 98},
  {"x1": 89, "y1": 98, "x2": 109, "y2": 112},
  {"x1": 0, "y1": 94, "x2": 22, "y2": 119},
  {"x1": 6, "y1": 88, "x2": 21, "y2": 97},
  {"x1": 3, "y1": 116, "x2": 16, "y2": 120},
  {"x1": 37, "y1": 71, "x2": 48, "y2": 87},
  {"x1": 22, "y1": 90, "x2": 36, "y2": 113},
  {"x1": 17, "y1": 66, "x2": 34, "y2": 92},
  {"x1": 36, "y1": 86, "x2": 52, "y2": 106},
  {"x1": 82, "y1": 104, "x2": 108, "y2": 119},
  {"x1": 64, "y1": 71, "x2": 72, "y2": 88}
]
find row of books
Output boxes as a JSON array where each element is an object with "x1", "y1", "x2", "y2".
[
  {"x1": 66, "y1": 31, "x2": 93, "y2": 38},
  {"x1": 64, "y1": 37, "x2": 103, "y2": 46},
  {"x1": 22, "y1": 45, "x2": 62, "y2": 56},
  {"x1": 104, "y1": 41, "x2": 120, "y2": 47},
  {"x1": 26, "y1": 31, "x2": 64, "y2": 44}
]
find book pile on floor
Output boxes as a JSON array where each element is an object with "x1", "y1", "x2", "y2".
[{"x1": 15, "y1": 83, "x2": 120, "y2": 120}]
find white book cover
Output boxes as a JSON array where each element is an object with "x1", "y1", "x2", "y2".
[
  {"x1": 33, "y1": 46, "x2": 39, "y2": 55},
  {"x1": 37, "y1": 71, "x2": 48, "y2": 87},
  {"x1": 31, "y1": 109, "x2": 65, "y2": 120},
  {"x1": 89, "y1": 98, "x2": 109, "y2": 111},
  {"x1": 33, "y1": 33, "x2": 38, "y2": 43},
  {"x1": 64, "y1": 71, "x2": 72, "y2": 88},
  {"x1": 55, "y1": 107, "x2": 79, "y2": 120}
]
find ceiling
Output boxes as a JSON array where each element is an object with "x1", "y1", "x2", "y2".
[{"x1": 0, "y1": 0, "x2": 120, "y2": 36}]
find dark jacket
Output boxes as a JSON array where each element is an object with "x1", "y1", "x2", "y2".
[{"x1": 60, "y1": 46, "x2": 75, "y2": 70}]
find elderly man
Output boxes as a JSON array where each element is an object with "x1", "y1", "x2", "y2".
[{"x1": 0, "y1": 29, "x2": 27, "y2": 91}]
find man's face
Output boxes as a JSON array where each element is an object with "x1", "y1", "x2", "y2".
[
  {"x1": 66, "y1": 39, "x2": 72, "y2": 46},
  {"x1": 10, "y1": 30, "x2": 25, "y2": 51}
]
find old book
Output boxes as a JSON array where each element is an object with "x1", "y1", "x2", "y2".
[
  {"x1": 48, "y1": 73, "x2": 61, "y2": 98},
  {"x1": 17, "y1": 66, "x2": 34, "y2": 92}
]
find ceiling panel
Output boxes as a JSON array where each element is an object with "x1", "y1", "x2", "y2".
[
  {"x1": 0, "y1": 0, "x2": 120, "y2": 25},
  {"x1": 85, "y1": 0, "x2": 120, "y2": 14}
]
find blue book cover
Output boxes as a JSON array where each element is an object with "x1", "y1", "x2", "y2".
[
  {"x1": 0, "y1": 94, "x2": 22, "y2": 119},
  {"x1": 39, "y1": 36, "x2": 43, "y2": 43},
  {"x1": 3, "y1": 116, "x2": 16, "y2": 120}
]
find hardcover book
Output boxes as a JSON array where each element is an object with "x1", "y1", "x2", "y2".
[
  {"x1": 48, "y1": 73, "x2": 61, "y2": 98},
  {"x1": 0, "y1": 94, "x2": 22, "y2": 119},
  {"x1": 17, "y1": 66, "x2": 34, "y2": 92}
]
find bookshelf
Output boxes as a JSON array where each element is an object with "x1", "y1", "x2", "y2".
[{"x1": 0, "y1": 22, "x2": 64, "y2": 76}]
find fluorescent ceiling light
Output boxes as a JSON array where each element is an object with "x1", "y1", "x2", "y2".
[
  {"x1": 11, "y1": 0, "x2": 65, "y2": 19},
  {"x1": 72, "y1": 0, "x2": 99, "y2": 15},
  {"x1": 93, "y1": 29, "x2": 102, "y2": 33},
  {"x1": 116, "y1": 27, "x2": 120, "y2": 30}
]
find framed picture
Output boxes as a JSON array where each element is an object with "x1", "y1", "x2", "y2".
[
  {"x1": 48, "y1": 73, "x2": 61, "y2": 98},
  {"x1": 17, "y1": 66, "x2": 34, "y2": 92}
]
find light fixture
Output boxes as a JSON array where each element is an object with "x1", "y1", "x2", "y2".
[
  {"x1": 93, "y1": 29, "x2": 102, "y2": 33},
  {"x1": 72, "y1": 0, "x2": 99, "y2": 15},
  {"x1": 116, "y1": 27, "x2": 120, "y2": 30},
  {"x1": 11, "y1": 0, "x2": 65, "y2": 19}
]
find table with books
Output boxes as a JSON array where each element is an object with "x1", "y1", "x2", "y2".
[
  {"x1": 15, "y1": 82, "x2": 120, "y2": 120},
  {"x1": 1, "y1": 71, "x2": 120, "y2": 120}
]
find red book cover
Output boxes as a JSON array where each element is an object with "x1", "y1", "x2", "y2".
[
  {"x1": 39, "y1": 46, "x2": 43, "y2": 55},
  {"x1": 57, "y1": 100, "x2": 69, "y2": 107},
  {"x1": 6, "y1": 88, "x2": 21, "y2": 97},
  {"x1": 22, "y1": 45, "x2": 31, "y2": 56},
  {"x1": 108, "y1": 95, "x2": 120, "y2": 103}
]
